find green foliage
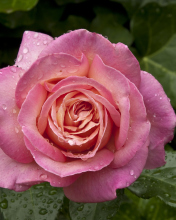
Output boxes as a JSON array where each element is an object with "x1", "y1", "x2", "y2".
[
  {"x1": 113, "y1": 189, "x2": 176, "y2": 220},
  {"x1": 0, "y1": 0, "x2": 39, "y2": 13},
  {"x1": 128, "y1": 151, "x2": 176, "y2": 207},
  {"x1": 0, "y1": 183, "x2": 64, "y2": 220}
]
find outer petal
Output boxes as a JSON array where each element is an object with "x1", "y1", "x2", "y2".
[
  {"x1": 88, "y1": 55, "x2": 130, "y2": 149},
  {"x1": 111, "y1": 81, "x2": 150, "y2": 168},
  {"x1": 64, "y1": 139, "x2": 149, "y2": 203},
  {"x1": 139, "y1": 71, "x2": 176, "y2": 169},
  {"x1": 15, "y1": 53, "x2": 89, "y2": 107},
  {"x1": 39, "y1": 29, "x2": 141, "y2": 88},
  {"x1": 24, "y1": 137, "x2": 114, "y2": 178},
  {"x1": 0, "y1": 67, "x2": 33, "y2": 163},
  {"x1": 18, "y1": 83, "x2": 66, "y2": 162},
  {"x1": 15, "y1": 31, "x2": 53, "y2": 71},
  {"x1": 0, "y1": 149, "x2": 77, "y2": 192}
]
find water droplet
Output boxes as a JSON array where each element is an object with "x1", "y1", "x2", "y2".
[
  {"x1": 126, "y1": 182, "x2": 129, "y2": 187},
  {"x1": 68, "y1": 139, "x2": 75, "y2": 145},
  {"x1": 160, "y1": 97, "x2": 162, "y2": 100},
  {"x1": 34, "y1": 33, "x2": 39, "y2": 38},
  {"x1": 25, "y1": 31, "x2": 29, "y2": 34},
  {"x1": 38, "y1": 74, "x2": 43, "y2": 80},
  {"x1": 49, "y1": 189, "x2": 57, "y2": 195},
  {"x1": 43, "y1": 40, "x2": 48, "y2": 45},
  {"x1": 15, "y1": 127, "x2": 19, "y2": 133},
  {"x1": 2, "y1": 104, "x2": 7, "y2": 110},
  {"x1": 12, "y1": 109, "x2": 17, "y2": 114},
  {"x1": 23, "y1": 47, "x2": 28, "y2": 54},
  {"x1": 67, "y1": 67, "x2": 78, "y2": 74},
  {"x1": 134, "y1": 175, "x2": 137, "y2": 179},
  {"x1": 36, "y1": 42, "x2": 40, "y2": 46},
  {"x1": 0, "y1": 199, "x2": 8, "y2": 209},
  {"x1": 11, "y1": 66, "x2": 17, "y2": 73},
  {"x1": 60, "y1": 64, "x2": 66, "y2": 68},
  {"x1": 130, "y1": 170, "x2": 134, "y2": 176},
  {"x1": 40, "y1": 174, "x2": 47, "y2": 179},
  {"x1": 39, "y1": 208, "x2": 48, "y2": 215},
  {"x1": 164, "y1": 193, "x2": 170, "y2": 198},
  {"x1": 0, "y1": 71, "x2": 2, "y2": 75},
  {"x1": 153, "y1": 114, "x2": 156, "y2": 117},
  {"x1": 77, "y1": 205, "x2": 84, "y2": 211},
  {"x1": 17, "y1": 54, "x2": 23, "y2": 62}
]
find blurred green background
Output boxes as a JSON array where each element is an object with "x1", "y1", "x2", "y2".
[{"x1": 0, "y1": 0, "x2": 176, "y2": 219}]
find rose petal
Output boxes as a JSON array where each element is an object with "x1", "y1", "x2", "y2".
[
  {"x1": 88, "y1": 55, "x2": 130, "y2": 149},
  {"x1": 15, "y1": 31, "x2": 53, "y2": 71},
  {"x1": 0, "y1": 66, "x2": 33, "y2": 163},
  {"x1": 139, "y1": 71, "x2": 176, "y2": 169},
  {"x1": 18, "y1": 83, "x2": 66, "y2": 162},
  {"x1": 0, "y1": 149, "x2": 77, "y2": 191},
  {"x1": 24, "y1": 137, "x2": 114, "y2": 178},
  {"x1": 111, "y1": 81, "x2": 150, "y2": 168},
  {"x1": 15, "y1": 53, "x2": 89, "y2": 107},
  {"x1": 63, "y1": 139, "x2": 149, "y2": 203},
  {"x1": 39, "y1": 29, "x2": 141, "y2": 87}
]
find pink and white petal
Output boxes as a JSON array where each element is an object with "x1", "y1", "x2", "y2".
[
  {"x1": 139, "y1": 71, "x2": 176, "y2": 169},
  {"x1": 88, "y1": 55, "x2": 131, "y2": 149},
  {"x1": 52, "y1": 76, "x2": 117, "y2": 107},
  {"x1": 111, "y1": 81, "x2": 150, "y2": 168},
  {"x1": 24, "y1": 137, "x2": 114, "y2": 177},
  {"x1": 0, "y1": 66, "x2": 33, "y2": 163},
  {"x1": 39, "y1": 29, "x2": 141, "y2": 87},
  {"x1": 78, "y1": 88, "x2": 121, "y2": 127},
  {"x1": 15, "y1": 31, "x2": 53, "y2": 71},
  {"x1": 0, "y1": 149, "x2": 77, "y2": 192},
  {"x1": 16, "y1": 53, "x2": 89, "y2": 107},
  {"x1": 64, "y1": 139, "x2": 149, "y2": 203},
  {"x1": 18, "y1": 83, "x2": 65, "y2": 162}
]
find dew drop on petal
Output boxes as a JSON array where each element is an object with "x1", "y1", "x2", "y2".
[
  {"x1": 34, "y1": 33, "x2": 39, "y2": 38},
  {"x1": 12, "y1": 109, "x2": 17, "y2": 114},
  {"x1": 43, "y1": 40, "x2": 48, "y2": 45},
  {"x1": 11, "y1": 67, "x2": 17, "y2": 73},
  {"x1": 40, "y1": 174, "x2": 47, "y2": 179},
  {"x1": 68, "y1": 139, "x2": 75, "y2": 146},
  {"x1": 2, "y1": 104, "x2": 7, "y2": 110},
  {"x1": 67, "y1": 67, "x2": 78, "y2": 74},
  {"x1": 17, "y1": 54, "x2": 23, "y2": 62},
  {"x1": 36, "y1": 42, "x2": 40, "y2": 46},
  {"x1": 0, "y1": 71, "x2": 2, "y2": 75},
  {"x1": 23, "y1": 47, "x2": 29, "y2": 54},
  {"x1": 130, "y1": 170, "x2": 134, "y2": 176},
  {"x1": 15, "y1": 127, "x2": 19, "y2": 133},
  {"x1": 60, "y1": 64, "x2": 66, "y2": 68}
]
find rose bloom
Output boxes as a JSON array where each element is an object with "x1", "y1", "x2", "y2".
[{"x1": 0, "y1": 29, "x2": 175, "y2": 203}]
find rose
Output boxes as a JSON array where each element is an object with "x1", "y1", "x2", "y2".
[{"x1": 0, "y1": 29, "x2": 175, "y2": 203}]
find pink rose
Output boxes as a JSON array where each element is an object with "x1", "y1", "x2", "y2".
[{"x1": 0, "y1": 29, "x2": 175, "y2": 203}]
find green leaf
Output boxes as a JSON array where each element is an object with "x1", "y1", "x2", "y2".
[
  {"x1": 113, "y1": 189, "x2": 176, "y2": 220},
  {"x1": 128, "y1": 151, "x2": 176, "y2": 207},
  {"x1": 69, "y1": 189, "x2": 124, "y2": 220},
  {"x1": 51, "y1": 15, "x2": 89, "y2": 37},
  {"x1": 0, "y1": 9, "x2": 36, "y2": 29},
  {"x1": 90, "y1": 11, "x2": 133, "y2": 45},
  {"x1": 55, "y1": 0, "x2": 86, "y2": 5},
  {"x1": 140, "y1": 34, "x2": 176, "y2": 108},
  {"x1": 0, "y1": 183, "x2": 64, "y2": 220},
  {"x1": 131, "y1": 2, "x2": 176, "y2": 56},
  {"x1": 111, "y1": 0, "x2": 142, "y2": 18},
  {"x1": 0, "y1": 0, "x2": 39, "y2": 13}
]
